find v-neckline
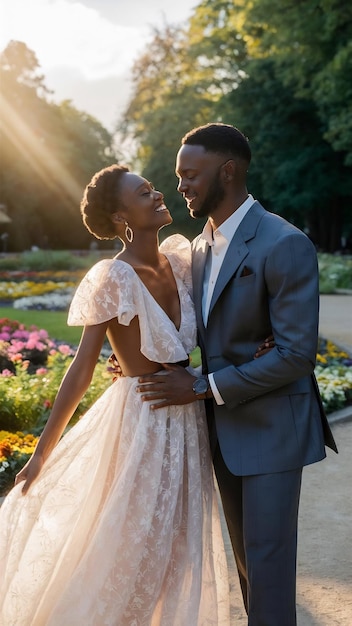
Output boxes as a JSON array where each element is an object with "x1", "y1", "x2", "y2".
[{"x1": 115, "y1": 255, "x2": 182, "y2": 332}]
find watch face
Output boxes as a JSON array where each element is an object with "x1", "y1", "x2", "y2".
[{"x1": 193, "y1": 377, "x2": 208, "y2": 395}]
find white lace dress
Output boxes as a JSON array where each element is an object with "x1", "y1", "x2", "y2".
[{"x1": 0, "y1": 235, "x2": 230, "y2": 626}]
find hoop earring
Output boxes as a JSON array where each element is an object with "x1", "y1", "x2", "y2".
[{"x1": 124, "y1": 222, "x2": 134, "y2": 243}]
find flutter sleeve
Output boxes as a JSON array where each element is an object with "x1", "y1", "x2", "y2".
[
  {"x1": 67, "y1": 259, "x2": 137, "y2": 327},
  {"x1": 159, "y1": 234, "x2": 193, "y2": 295}
]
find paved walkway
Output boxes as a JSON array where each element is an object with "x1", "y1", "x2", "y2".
[
  {"x1": 319, "y1": 294, "x2": 352, "y2": 354},
  {"x1": 224, "y1": 294, "x2": 352, "y2": 624}
]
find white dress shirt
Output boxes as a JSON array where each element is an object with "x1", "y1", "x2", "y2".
[{"x1": 200, "y1": 195, "x2": 255, "y2": 404}]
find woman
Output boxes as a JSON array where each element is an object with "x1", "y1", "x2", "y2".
[{"x1": 0, "y1": 164, "x2": 231, "y2": 625}]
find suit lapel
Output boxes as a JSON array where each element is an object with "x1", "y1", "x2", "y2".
[{"x1": 208, "y1": 201, "x2": 265, "y2": 318}]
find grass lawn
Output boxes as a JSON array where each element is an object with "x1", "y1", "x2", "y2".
[{"x1": 0, "y1": 306, "x2": 82, "y2": 345}]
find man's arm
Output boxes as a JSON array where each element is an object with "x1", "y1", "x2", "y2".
[
  {"x1": 213, "y1": 232, "x2": 320, "y2": 408},
  {"x1": 136, "y1": 337, "x2": 275, "y2": 409}
]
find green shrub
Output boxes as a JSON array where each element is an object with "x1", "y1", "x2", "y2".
[
  {"x1": 318, "y1": 254, "x2": 352, "y2": 293},
  {"x1": 0, "y1": 354, "x2": 111, "y2": 432}
]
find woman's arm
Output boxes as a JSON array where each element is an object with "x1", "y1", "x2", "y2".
[{"x1": 16, "y1": 321, "x2": 108, "y2": 494}]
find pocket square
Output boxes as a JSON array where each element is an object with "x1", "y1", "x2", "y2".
[{"x1": 240, "y1": 265, "x2": 253, "y2": 277}]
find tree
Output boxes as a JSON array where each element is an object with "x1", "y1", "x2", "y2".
[
  {"x1": 119, "y1": 0, "x2": 351, "y2": 250},
  {"x1": 223, "y1": 58, "x2": 350, "y2": 250},
  {"x1": 0, "y1": 41, "x2": 118, "y2": 251},
  {"x1": 119, "y1": 1, "x2": 248, "y2": 237},
  {"x1": 232, "y1": 0, "x2": 352, "y2": 249},
  {"x1": 245, "y1": 0, "x2": 352, "y2": 165}
]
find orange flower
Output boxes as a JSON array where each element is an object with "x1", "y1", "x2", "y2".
[{"x1": 0, "y1": 442, "x2": 12, "y2": 458}]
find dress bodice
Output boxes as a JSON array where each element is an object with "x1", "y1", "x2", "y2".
[{"x1": 67, "y1": 234, "x2": 196, "y2": 363}]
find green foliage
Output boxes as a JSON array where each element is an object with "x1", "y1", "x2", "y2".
[
  {"x1": 318, "y1": 254, "x2": 352, "y2": 293},
  {"x1": 119, "y1": 2, "x2": 247, "y2": 239},
  {"x1": 0, "y1": 365, "x2": 51, "y2": 431},
  {"x1": 0, "y1": 40, "x2": 118, "y2": 252},
  {"x1": 118, "y1": 0, "x2": 352, "y2": 252},
  {"x1": 0, "y1": 354, "x2": 111, "y2": 432},
  {"x1": 0, "y1": 431, "x2": 39, "y2": 496},
  {"x1": 221, "y1": 57, "x2": 350, "y2": 250},
  {"x1": 0, "y1": 249, "x2": 98, "y2": 272},
  {"x1": 1, "y1": 2, "x2": 352, "y2": 254},
  {"x1": 0, "y1": 450, "x2": 32, "y2": 496},
  {"x1": 315, "y1": 40, "x2": 352, "y2": 164},
  {"x1": 244, "y1": 0, "x2": 352, "y2": 165}
]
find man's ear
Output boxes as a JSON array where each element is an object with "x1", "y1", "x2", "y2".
[{"x1": 222, "y1": 160, "x2": 235, "y2": 182}]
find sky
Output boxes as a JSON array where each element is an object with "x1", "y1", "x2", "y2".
[{"x1": 0, "y1": 0, "x2": 197, "y2": 131}]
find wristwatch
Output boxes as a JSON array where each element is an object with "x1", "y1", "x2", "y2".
[{"x1": 192, "y1": 375, "x2": 210, "y2": 398}]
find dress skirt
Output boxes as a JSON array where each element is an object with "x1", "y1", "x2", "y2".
[{"x1": 0, "y1": 375, "x2": 230, "y2": 625}]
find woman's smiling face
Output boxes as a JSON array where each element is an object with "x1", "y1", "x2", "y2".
[{"x1": 117, "y1": 172, "x2": 172, "y2": 232}]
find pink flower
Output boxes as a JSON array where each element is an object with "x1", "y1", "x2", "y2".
[
  {"x1": 58, "y1": 344, "x2": 73, "y2": 356},
  {"x1": 8, "y1": 341, "x2": 25, "y2": 353},
  {"x1": 1, "y1": 369, "x2": 14, "y2": 377},
  {"x1": 43, "y1": 399, "x2": 52, "y2": 409},
  {"x1": 10, "y1": 353, "x2": 23, "y2": 363},
  {"x1": 36, "y1": 367, "x2": 48, "y2": 375},
  {"x1": 26, "y1": 339, "x2": 46, "y2": 351}
]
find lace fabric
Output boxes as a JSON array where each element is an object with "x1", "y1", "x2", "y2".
[
  {"x1": 0, "y1": 235, "x2": 230, "y2": 625},
  {"x1": 67, "y1": 233, "x2": 196, "y2": 363}
]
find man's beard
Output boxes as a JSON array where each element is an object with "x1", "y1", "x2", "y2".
[{"x1": 191, "y1": 170, "x2": 225, "y2": 219}]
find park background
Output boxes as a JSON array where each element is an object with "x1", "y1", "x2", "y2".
[
  {"x1": 0, "y1": 0, "x2": 352, "y2": 491},
  {"x1": 1, "y1": 0, "x2": 352, "y2": 484},
  {"x1": 0, "y1": 3, "x2": 352, "y2": 623},
  {"x1": 0, "y1": 0, "x2": 351, "y2": 253}
]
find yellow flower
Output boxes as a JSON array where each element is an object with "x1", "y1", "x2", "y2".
[{"x1": 316, "y1": 354, "x2": 327, "y2": 364}]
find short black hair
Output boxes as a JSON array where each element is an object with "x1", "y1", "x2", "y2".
[
  {"x1": 181, "y1": 123, "x2": 251, "y2": 165},
  {"x1": 80, "y1": 164, "x2": 129, "y2": 240}
]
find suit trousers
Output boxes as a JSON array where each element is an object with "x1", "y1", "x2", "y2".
[{"x1": 213, "y1": 444, "x2": 302, "y2": 626}]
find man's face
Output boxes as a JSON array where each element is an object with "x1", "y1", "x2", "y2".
[{"x1": 175, "y1": 144, "x2": 226, "y2": 219}]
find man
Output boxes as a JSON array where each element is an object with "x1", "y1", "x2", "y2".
[{"x1": 138, "y1": 123, "x2": 337, "y2": 625}]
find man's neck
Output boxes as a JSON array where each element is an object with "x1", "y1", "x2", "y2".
[{"x1": 209, "y1": 191, "x2": 249, "y2": 229}]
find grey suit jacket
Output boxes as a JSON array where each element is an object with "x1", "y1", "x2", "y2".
[{"x1": 192, "y1": 201, "x2": 337, "y2": 476}]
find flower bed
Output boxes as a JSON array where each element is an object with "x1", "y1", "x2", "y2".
[
  {"x1": 0, "y1": 270, "x2": 80, "y2": 313},
  {"x1": 0, "y1": 431, "x2": 39, "y2": 496},
  {"x1": 315, "y1": 338, "x2": 352, "y2": 413},
  {"x1": 12, "y1": 290, "x2": 75, "y2": 311},
  {"x1": 0, "y1": 317, "x2": 112, "y2": 495}
]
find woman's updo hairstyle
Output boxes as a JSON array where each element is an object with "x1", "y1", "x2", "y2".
[{"x1": 80, "y1": 164, "x2": 129, "y2": 239}]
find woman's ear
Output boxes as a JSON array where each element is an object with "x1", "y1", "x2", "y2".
[{"x1": 111, "y1": 212, "x2": 124, "y2": 224}]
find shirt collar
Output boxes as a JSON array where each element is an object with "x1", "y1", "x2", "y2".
[{"x1": 201, "y1": 194, "x2": 255, "y2": 245}]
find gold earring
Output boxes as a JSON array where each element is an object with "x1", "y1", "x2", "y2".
[{"x1": 124, "y1": 221, "x2": 134, "y2": 243}]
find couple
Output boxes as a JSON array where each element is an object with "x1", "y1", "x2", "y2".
[{"x1": 0, "y1": 123, "x2": 337, "y2": 625}]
